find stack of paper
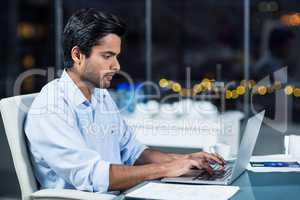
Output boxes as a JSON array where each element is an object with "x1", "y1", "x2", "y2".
[
  {"x1": 125, "y1": 182, "x2": 239, "y2": 200},
  {"x1": 247, "y1": 154, "x2": 300, "y2": 172}
]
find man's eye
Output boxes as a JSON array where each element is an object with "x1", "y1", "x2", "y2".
[{"x1": 103, "y1": 55, "x2": 112, "y2": 59}]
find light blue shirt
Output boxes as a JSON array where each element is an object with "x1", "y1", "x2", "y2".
[{"x1": 25, "y1": 70, "x2": 147, "y2": 193}]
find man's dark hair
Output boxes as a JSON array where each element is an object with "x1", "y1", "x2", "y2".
[{"x1": 63, "y1": 8, "x2": 126, "y2": 68}]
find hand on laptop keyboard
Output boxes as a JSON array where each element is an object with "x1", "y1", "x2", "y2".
[
  {"x1": 186, "y1": 152, "x2": 226, "y2": 174},
  {"x1": 193, "y1": 165, "x2": 232, "y2": 181},
  {"x1": 188, "y1": 152, "x2": 225, "y2": 166}
]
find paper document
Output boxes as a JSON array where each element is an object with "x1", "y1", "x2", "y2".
[
  {"x1": 125, "y1": 182, "x2": 239, "y2": 200},
  {"x1": 247, "y1": 154, "x2": 300, "y2": 172}
]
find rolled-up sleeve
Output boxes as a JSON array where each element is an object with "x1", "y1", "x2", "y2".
[
  {"x1": 25, "y1": 111, "x2": 110, "y2": 192},
  {"x1": 119, "y1": 119, "x2": 148, "y2": 165}
]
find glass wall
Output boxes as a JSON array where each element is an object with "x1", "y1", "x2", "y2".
[
  {"x1": 250, "y1": 0, "x2": 300, "y2": 124},
  {"x1": 2, "y1": 0, "x2": 300, "y2": 125},
  {"x1": 249, "y1": 0, "x2": 300, "y2": 154},
  {"x1": 0, "y1": 0, "x2": 54, "y2": 97},
  {"x1": 151, "y1": 0, "x2": 245, "y2": 112},
  {"x1": 1, "y1": 0, "x2": 300, "y2": 130}
]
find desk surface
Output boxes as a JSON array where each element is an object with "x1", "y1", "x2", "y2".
[
  {"x1": 231, "y1": 171, "x2": 300, "y2": 200},
  {"x1": 123, "y1": 171, "x2": 300, "y2": 200}
]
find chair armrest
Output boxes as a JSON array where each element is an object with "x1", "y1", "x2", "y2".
[{"x1": 31, "y1": 189, "x2": 117, "y2": 200}]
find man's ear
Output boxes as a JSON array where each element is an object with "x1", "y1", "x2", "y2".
[{"x1": 71, "y1": 46, "x2": 82, "y2": 66}]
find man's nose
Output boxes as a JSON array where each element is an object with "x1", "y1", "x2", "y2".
[{"x1": 112, "y1": 58, "x2": 120, "y2": 71}]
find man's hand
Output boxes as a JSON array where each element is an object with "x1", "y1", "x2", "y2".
[
  {"x1": 163, "y1": 151, "x2": 226, "y2": 177},
  {"x1": 108, "y1": 150, "x2": 226, "y2": 191},
  {"x1": 162, "y1": 156, "x2": 218, "y2": 177},
  {"x1": 188, "y1": 152, "x2": 225, "y2": 166}
]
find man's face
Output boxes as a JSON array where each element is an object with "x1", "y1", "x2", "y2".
[{"x1": 80, "y1": 33, "x2": 121, "y2": 88}]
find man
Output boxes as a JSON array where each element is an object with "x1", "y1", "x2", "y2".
[{"x1": 25, "y1": 8, "x2": 224, "y2": 193}]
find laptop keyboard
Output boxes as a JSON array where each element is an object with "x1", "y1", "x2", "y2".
[{"x1": 193, "y1": 165, "x2": 233, "y2": 181}]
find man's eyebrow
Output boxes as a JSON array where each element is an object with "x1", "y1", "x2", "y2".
[{"x1": 102, "y1": 51, "x2": 118, "y2": 55}]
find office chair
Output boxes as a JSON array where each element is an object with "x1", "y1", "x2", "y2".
[{"x1": 0, "y1": 93, "x2": 116, "y2": 200}]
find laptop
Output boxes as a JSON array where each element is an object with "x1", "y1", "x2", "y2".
[{"x1": 161, "y1": 110, "x2": 265, "y2": 185}]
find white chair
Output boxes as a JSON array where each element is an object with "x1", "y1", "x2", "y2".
[{"x1": 0, "y1": 94, "x2": 116, "y2": 200}]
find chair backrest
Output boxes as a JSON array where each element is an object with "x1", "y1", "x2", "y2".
[{"x1": 0, "y1": 93, "x2": 38, "y2": 200}]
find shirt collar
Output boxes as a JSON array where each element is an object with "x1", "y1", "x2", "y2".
[
  {"x1": 59, "y1": 69, "x2": 89, "y2": 107},
  {"x1": 59, "y1": 70, "x2": 108, "y2": 108}
]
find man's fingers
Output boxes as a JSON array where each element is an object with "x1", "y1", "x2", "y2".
[
  {"x1": 190, "y1": 159, "x2": 214, "y2": 175},
  {"x1": 199, "y1": 161, "x2": 214, "y2": 175},
  {"x1": 213, "y1": 153, "x2": 226, "y2": 163},
  {"x1": 206, "y1": 153, "x2": 225, "y2": 165},
  {"x1": 189, "y1": 159, "x2": 202, "y2": 170},
  {"x1": 192, "y1": 152, "x2": 225, "y2": 165}
]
